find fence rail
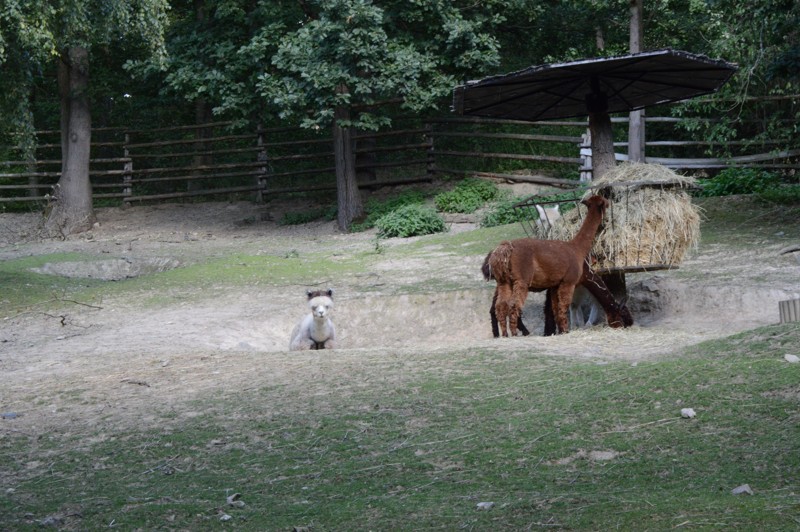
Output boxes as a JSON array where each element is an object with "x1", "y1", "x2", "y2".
[{"x1": 1, "y1": 104, "x2": 799, "y2": 205}]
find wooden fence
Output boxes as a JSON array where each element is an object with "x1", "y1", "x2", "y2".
[{"x1": 2, "y1": 109, "x2": 799, "y2": 205}]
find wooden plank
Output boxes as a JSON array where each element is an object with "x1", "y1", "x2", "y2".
[
  {"x1": 431, "y1": 131, "x2": 583, "y2": 143},
  {"x1": 436, "y1": 168, "x2": 578, "y2": 188},
  {"x1": 434, "y1": 150, "x2": 581, "y2": 165}
]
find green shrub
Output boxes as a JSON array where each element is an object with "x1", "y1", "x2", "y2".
[
  {"x1": 698, "y1": 168, "x2": 782, "y2": 197},
  {"x1": 480, "y1": 195, "x2": 535, "y2": 227},
  {"x1": 350, "y1": 190, "x2": 426, "y2": 232},
  {"x1": 434, "y1": 178, "x2": 499, "y2": 213},
  {"x1": 374, "y1": 204, "x2": 446, "y2": 238},
  {"x1": 280, "y1": 205, "x2": 337, "y2": 225}
]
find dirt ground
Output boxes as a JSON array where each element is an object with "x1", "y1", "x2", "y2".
[{"x1": 1, "y1": 191, "x2": 799, "y2": 435}]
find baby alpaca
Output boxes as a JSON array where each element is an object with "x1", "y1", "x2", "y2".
[{"x1": 289, "y1": 289, "x2": 336, "y2": 351}]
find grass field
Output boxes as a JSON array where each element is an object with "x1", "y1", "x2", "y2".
[{"x1": 1, "y1": 194, "x2": 799, "y2": 530}]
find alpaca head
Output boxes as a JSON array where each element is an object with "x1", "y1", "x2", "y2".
[
  {"x1": 535, "y1": 203, "x2": 561, "y2": 229},
  {"x1": 307, "y1": 289, "x2": 333, "y2": 319},
  {"x1": 580, "y1": 195, "x2": 609, "y2": 215},
  {"x1": 606, "y1": 296, "x2": 634, "y2": 328}
]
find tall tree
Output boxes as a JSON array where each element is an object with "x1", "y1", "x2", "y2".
[
  {"x1": 260, "y1": 0, "x2": 504, "y2": 230},
  {"x1": 0, "y1": 0, "x2": 168, "y2": 236}
]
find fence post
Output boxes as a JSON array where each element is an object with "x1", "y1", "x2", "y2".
[
  {"x1": 425, "y1": 122, "x2": 436, "y2": 177},
  {"x1": 579, "y1": 129, "x2": 592, "y2": 183},
  {"x1": 123, "y1": 132, "x2": 133, "y2": 204},
  {"x1": 255, "y1": 126, "x2": 268, "y2": 203}
]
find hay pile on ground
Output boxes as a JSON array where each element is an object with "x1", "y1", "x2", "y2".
[{"x1": 551, "y1": 163, "x2": 701, "y2": 271}]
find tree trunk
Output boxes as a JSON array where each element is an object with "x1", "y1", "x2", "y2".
[
  {"x1": 628, "y1": 0, "x2": 645, "y2": 162},
  {"x1": 45, "y1": 46, "x2": 95, "y2": 236},
  {"x1": 333, "y1": 91, "x2": 363, "y2": 231},
  {"x1": 588, "y1": 106, "x2": 616, "y2": 181}
]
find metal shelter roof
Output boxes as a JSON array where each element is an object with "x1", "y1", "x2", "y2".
[{"x1": 452, "y1": 49, "x2": 737, "y2": 121}]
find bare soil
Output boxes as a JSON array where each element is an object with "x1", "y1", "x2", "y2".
[{"x1": 1, "y1": 192, "x2": 799, "y2": 435}]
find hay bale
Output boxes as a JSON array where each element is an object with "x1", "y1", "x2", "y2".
[{"x1": 551, "y1": 163, "x2": 701, "y2": 271}]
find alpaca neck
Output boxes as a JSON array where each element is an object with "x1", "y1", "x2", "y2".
[
  {"x1": 310, "y1": 315, "x2": 330, "y2": 340},
  {"x1": 581, "y1": 265, "x2": 617, "y2": 311},
  {"x1": 570, "y1": 207, "x2": 604, "y2": 254}
]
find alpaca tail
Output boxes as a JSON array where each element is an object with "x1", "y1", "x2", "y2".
[
  {"x1": 485, "y1": 241, "x2": 514, "y2": 283},
  {"x1": 481, "y1": 251, "x2": 493, "y2": 281}
]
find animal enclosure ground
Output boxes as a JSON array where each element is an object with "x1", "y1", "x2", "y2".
[{"x1": 1, "y1": 192, "x2": 799, "y2": 529}]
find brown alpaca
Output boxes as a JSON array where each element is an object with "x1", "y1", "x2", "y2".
[
  {"x1": 487, "y1": 195, "x2": 609, "y2": 336},
  {"x1": 483, "y1": 256, "x2": 633, "y2": 337}
]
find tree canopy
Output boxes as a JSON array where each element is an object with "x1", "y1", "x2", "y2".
[{"x1": 2, "y1": 0, "x2": 798, "y2": 231}]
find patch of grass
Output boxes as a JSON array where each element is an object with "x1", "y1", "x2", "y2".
[
  {"x1": 695, "y1": 195, "x2": 800, "y2": 245},
  {"x1": 0, "y1": 250, "x2": 374, "y2": 315},
  {"x1": 3, "y1": 324, "x2": 798, "y2": 529},
  {"x1": 0, "y1": 253, "x2": 107, "y2": 314},
  {"x1": 758, "y1": 184, "x2": 800, "y2": 205}
]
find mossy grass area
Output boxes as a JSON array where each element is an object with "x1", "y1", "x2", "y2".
[{"x1": 1, "y1": 324, "x2": 798, "y2": 529}]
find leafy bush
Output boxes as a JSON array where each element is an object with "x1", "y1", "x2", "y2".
[
  {"x1": 434, "y1": 178, "x2": 499, "y2": 213},
  {"x1": 480, "y1": 195, "x2": 535, "y2": 227},
  {"x1": 350, "y1": 190, "x2": 426, "y2": 232},
  {"x1": 698, "y1": 168, "x2": 782, "y2": 197},
  {"x1": 374, "y1": 204, "x2": 446, "y2": 238},
  {"x1": 280, "y1": 205, "x2": 337, "y2": 225}
]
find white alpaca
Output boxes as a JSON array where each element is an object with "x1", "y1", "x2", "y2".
[
  {"x1": 535, "y1": 203, "x2": 561, "y2": 230},
  {"x1": 569, "y1": 285, "x2": 602, "y2": 328},
  {"x1": 289, "y1": 289, "x2": 336, "y2": 351}
]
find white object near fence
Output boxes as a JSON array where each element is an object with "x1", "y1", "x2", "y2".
[{"x1": 779, "y1": 298, "x2": 800, "y2": 324}]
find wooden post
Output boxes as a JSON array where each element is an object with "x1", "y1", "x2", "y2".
[
  {"x1": 123, "y1": 132, "x2": 133, "y2": 204},
  {"x1": 256, "y1": 126, "x2": 268, "y2": 204},
  {"x1": 579, "y1": 130, "x2": 592, "y2": 183},
  {"x1": 425, "y1": 122, "x2": 436, "y2": 177},
  {"x1": 628, "y1": 0, "x2": 645, "y2": 162}
]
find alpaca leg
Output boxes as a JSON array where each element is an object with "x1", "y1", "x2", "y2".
[
  {"x1": 555, "y1": 284, "x2": 576, "y2": 334},
  {"x1": 495, "y1": 298, "x2": 510, "y2": 337},
  {"x1": 490, "y1": 288, "x2": 500, "y2": 338},
  {"x1": 508, "y1": 281, "x2": 530, "y2": 337},
  {"x1": 495, "y1": 284, "x2": 513, "y2": 337},
  {"x1": 517, "y1": 311, "x2": 530, "y2": 336},
  {"x1": 543, "y1": 288, "x2": 557, "y2": 336}
]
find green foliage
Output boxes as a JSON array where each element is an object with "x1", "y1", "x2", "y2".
[
  {"x1": 698, "y1": 168, "x2": 782, "y2": 197},
  {"x1": 279, "y1": 205, "x2": 338, "y2": 225},
  {"x1": 479, "y1": 194, "x2": 532, "y2": 227},
  {"x1": 259, "y1": 0, "x2": 503, "y2": 131},
  {"x1": 349, "y1": 190, "x2": 427, "y2": 232},
  {"x1": 434, "y1": 178, "x2": 499, "y2": 213},
  {"x1": 374, "y1": 204, "x2": 446, "y2": 238}
]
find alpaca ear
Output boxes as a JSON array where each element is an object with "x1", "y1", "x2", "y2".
[
  {"x1": 306, "y1": 290, "x2": 314, "y2": 299},
  {"x1": 581, "y1": 198, "x2": 590, "y2": 207},
  {"x1": 326, "y1": 289, "x2": 333, "y2": 297}
]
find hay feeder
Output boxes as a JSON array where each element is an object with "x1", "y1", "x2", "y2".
[{"x1": 514, "y1": 163, "x2": 702, "y2": 298}]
